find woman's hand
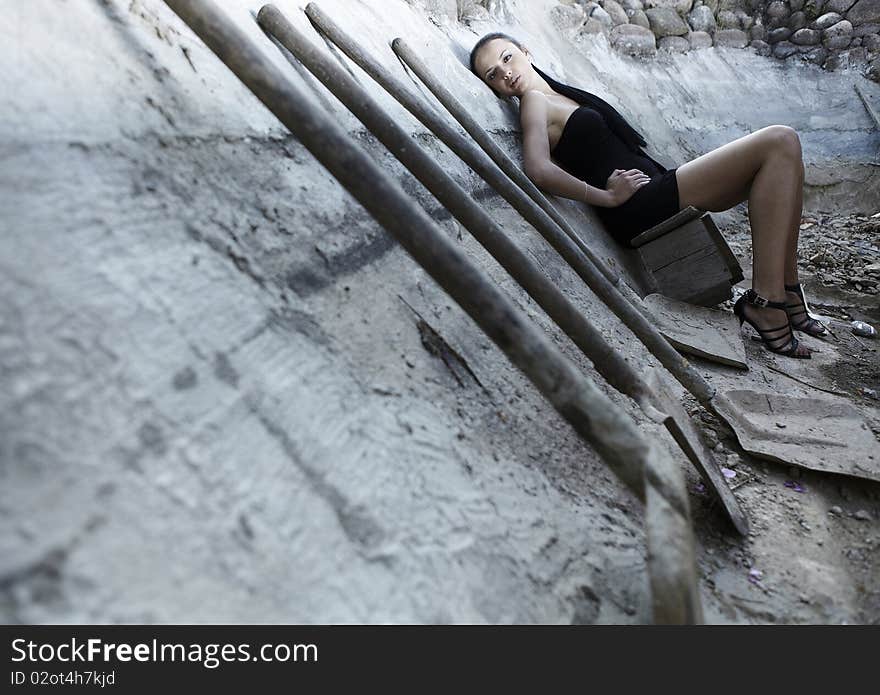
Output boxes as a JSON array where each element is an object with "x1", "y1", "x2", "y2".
[{"x1": 605, "y1": 169, "x2": 651, "y2": 207}]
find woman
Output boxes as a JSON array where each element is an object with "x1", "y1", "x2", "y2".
[{"x1": 470, "y1": 33, "x2": 826, "y2": 359}]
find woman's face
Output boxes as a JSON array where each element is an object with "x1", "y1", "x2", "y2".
[{"x1": 473, "y1": 39, "x2": 532, "y2": 98}]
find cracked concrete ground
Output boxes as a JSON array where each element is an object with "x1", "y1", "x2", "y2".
[{"x1": 1, "y1": 0, "x2": 878, "y2": 623}]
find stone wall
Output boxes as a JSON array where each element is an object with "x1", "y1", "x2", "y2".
[{"x1": 554, "y1": 0, "x2": 880, "y2": 81}]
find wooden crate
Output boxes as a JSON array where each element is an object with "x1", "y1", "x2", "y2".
[{"x1": 630, "y1": 207, "x2": 744, "y2": 307}]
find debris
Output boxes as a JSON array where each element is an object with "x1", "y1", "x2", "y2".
[
  {"x1": 748, "y1": 568, "x2": 763, "y2": 585},
  {"x1": 784, "y1": 480, "x2": 805, "y2": 493},
  {"x1": 851, "y1": 321, "x2": 877, "y2": 338},
  {"x1": 854, "y1": 510, "x2": 873, "y2": 522},
  {"x1": 721, "y1": 467, "x2": 737, "y2": 480},
  {"x1": 788, "y1": 212, "x2": 880, "y2": 296},
  {"x1": 703, "y1": 428, "x2": 719, "y2": 448}
]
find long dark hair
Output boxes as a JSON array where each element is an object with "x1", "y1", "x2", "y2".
[{"x1": 470, "y1": 33, "x2": 650, "y2": 156}]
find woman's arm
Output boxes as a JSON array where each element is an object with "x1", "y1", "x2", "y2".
[{"x1": 519, "y1": 91, "x2": 648, "y2": 208}]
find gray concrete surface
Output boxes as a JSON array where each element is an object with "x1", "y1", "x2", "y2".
[{"x1": 1, "y1": 0, "x2": 878, "y2": 623}]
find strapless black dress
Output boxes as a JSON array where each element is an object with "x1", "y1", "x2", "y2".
[{"x1": 551, "y1": 106, "x2": 680, "y2": 244}]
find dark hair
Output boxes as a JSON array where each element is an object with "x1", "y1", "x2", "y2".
[{"x1": 469, "y1": 32, "x2": 523, "y2": 77}]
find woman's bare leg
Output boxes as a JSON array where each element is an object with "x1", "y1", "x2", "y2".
[
  {"x1": 784, "y1": 138, "x2": 805, "y2": 286},
  {"x1": 674, "y1": 125, "x2": 809, "y2": 354}
]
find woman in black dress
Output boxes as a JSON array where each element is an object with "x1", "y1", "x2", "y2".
[{"x1": 471, "y1": 33, "x2": 826, "y2": 359}]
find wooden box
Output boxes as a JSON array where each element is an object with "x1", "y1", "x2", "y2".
[{"x1": 629, "y1": 206, "x2": 744, "y2": 307}]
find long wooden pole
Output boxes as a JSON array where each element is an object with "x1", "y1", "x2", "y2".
[
  {"x1": 160, "y1": 0, "x2": 702, "y2": 622},
  {"x1": 257, "y1": 3, "x2": 746, "y2": 536},
  {"x1": 303, "y1": 3, "x2": 717, "y2": 410}
]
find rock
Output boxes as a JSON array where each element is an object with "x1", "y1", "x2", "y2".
[
  {"x1": 767, "y1": 0, "x2": 792, "y2": 20},
  {"x1": 751, "y1": 38, "x2": 773, "y2": 53},
  {"x1": 591, "y1": 6, "x2": 616, "y2": 28},
  {"x1": 610, "y1": 22, "x2": 659, "y2": 53},
  {"x1": 628, "y1": 8, "x2": 652, "y2": 27},
  {"x1": 867, "y1": 55, "x2": 880, "y2": 79},
  {"x1": 751, "y1": 23, "x2": 769, "y2": 40},
  {"x1": 802, "y1": 43, "x2": 827, "y2": 58},
  {"x1": 774, "y1": 38, "x2": 801, "y2": 55},
  {"x1": 736, "y1": 9, "x2": 755, "y2": 29},
  {"x1": 792, "y1": 26, "x2": 823, "y2": 41},
  {"x1": 824, "y1": 18, "x2": 854, "y2": 46},
  {"x1": 690, "y1": 29, "x2": 716, "y2": 47},
  {"x1": 839, "y1": 44, "x2": 868, "y2": 59},
  {"x1": 790, "y1": 10, "x2": 808, "y2": 29},
  {"x1": 603, "y1": 0, "x2": 632, "y2": 25},
  {"x1": 715, "y1": 27, "x2": 750, "y2": 46},
  {"x1": 658, "y1": 34, "x2": 692, "y2": 50},
  {"x1": 854, "y1": 509, "x2": 873, "y2": 521},
  {"x1": 863, "y1": 32, "x2": 880, "y2": 50},
  {"x1": 718, "y1": 9, "x2": 740, "y2": 28},
  {"x1": 830, "y1": 505, "x2": 843, "y2": 515},
  {"x1": 853, "y1": 21, "x2": 880, "y2": 34},
  {"x1": 620, "y1": 0, "x2": 645, "y2": 11},
  {"x1": 847, "y1": 0, "x2": 880, "y2": 24},
  {"x1": 687, "y1": 5, "x2": 717, "y2": 32},
  {"x1": 703, "y1": 0, "x2": 720, "y2": 12},
  {"x1": 812, "y1": 11, "x2": 844, "y2": 29},
  {"x1": 803, "y1": 0, "x2": 823, "y2": 17},
  {"x1": 703, "y1": 428, "x2": 720, "y2": 447},
  {"x1": 551, "y1": 4, "x2": 588, "y2": 32},
  {"x1": 791, "y1": 0, "x2": 806, "y2": 10},
  {"x1": 826, "y1": 45, "x2": 866, "y2": 67},
  {"x1": 582, "y1": 17, "x2": 609, "y2": 33},
  {"x1": 826, "y1": 0, "x2": 858, "y2": 11},
  {"x1": 646, "y1": 7, "x2": 691, "y2": 35},
  {"x1": 644, "y1": 0, "x2": 694, "y2": 13},
  {"x1": 769, "y1": 26, "x2": 794, "y2": 41},
  {"x1": 853, "y1": 35, "x2": 864, "y2": 43}
]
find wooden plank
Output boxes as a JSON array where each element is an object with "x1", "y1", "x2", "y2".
[
  {"x1": 650, "y1": 246, "x2": 733, "y2": 304},
  {"x1": 630, "y1": 206, "x2": 704, "y2": 247},
  {"x1": 703, "y1": 214, "x2": 745, "y2": 284},
  {"x1": 855, "y1": 83, "x2": 880, "y2": 132},
  {"x1": 638, "y1": 219, "x2": 718, "y2": 269}
]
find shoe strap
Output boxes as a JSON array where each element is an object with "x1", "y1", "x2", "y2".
[{"x1": 745, "y1": 288, "x2": 787, "y2": 310}]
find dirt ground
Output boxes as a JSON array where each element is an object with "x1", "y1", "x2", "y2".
[{"x1": 684, "y1": 205, "x2": 880, "y2": 624}]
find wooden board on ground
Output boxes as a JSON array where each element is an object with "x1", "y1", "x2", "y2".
[
  {"x1": 645, "y1": 369, "x2": 749, "y2": 535},
  {"x1": 643, "y1": 293, "x2": 748, "y2": 370},
  {"x1": 713, "y1": 390, "x2": 880, "y2": 482}
]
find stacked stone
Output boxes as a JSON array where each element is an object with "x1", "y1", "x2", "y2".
[
  {"x1": 759, "y1": 0, "x2": 880, "y2": 76},
  {"x1": 553, "y1": 0, "x2": 880, "y2": 81}
]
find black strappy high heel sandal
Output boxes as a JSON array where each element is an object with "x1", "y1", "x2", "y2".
[
  {"x1": 733, "y1": 289, "x2": 811, "y2": 359},
  {"x1": 784, "y1": 282, "x2": 828, "y2": 337}
]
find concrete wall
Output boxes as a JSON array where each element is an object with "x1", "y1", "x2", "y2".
[{"x1": 1, "y1": 0, "x2": 877, "y2": 623}]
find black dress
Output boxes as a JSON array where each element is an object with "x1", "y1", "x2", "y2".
[
  {"x1": 532, "y1": 67, "x2": 680, "y2": 245},
  {"x1": 551, "y1": 106, "x2": 680, "y2": 245}
]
